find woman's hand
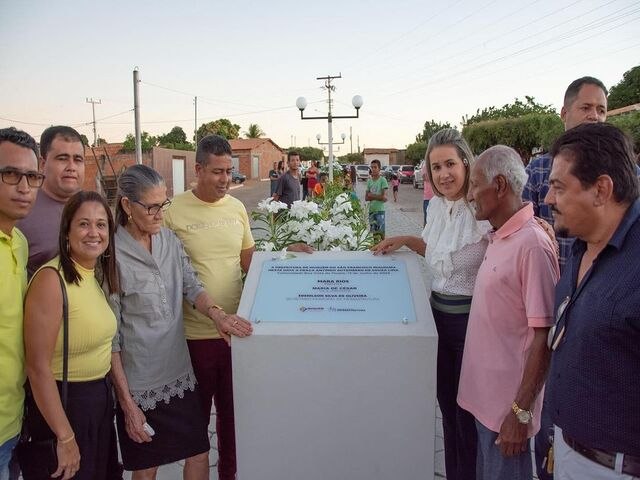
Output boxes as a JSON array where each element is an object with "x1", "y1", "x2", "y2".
[
  {"x1": 211, "y1": 310, "x2": 253, "y2": 345},
  {"x1": 123, "y1": 403, "x2": 153, "y2": 443},
  {"x1": 52, "y1": 437, "x2": 80, "y2": 480},
  {"x1": 371, "y1": 236, "x2": 407, "y2": 255}
]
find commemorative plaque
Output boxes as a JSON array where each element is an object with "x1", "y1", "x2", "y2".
[{"x1": 233, "y1": 251, "x2": 437, "y2": 480}]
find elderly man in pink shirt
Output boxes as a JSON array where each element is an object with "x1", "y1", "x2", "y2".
[{"x1": 458, "y1": 145, "x2": 559, "y2": 480}]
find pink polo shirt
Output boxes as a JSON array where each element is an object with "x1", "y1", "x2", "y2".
[{"x1": 457, "y1": 202, "x2": 559, "y2": 436}]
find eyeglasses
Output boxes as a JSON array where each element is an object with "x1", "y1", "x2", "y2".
[
  {"x1": 547, "y1": 295, "x2": 571, "y2": 351},
  {"x1": 133, "y1": 199, "x2": 172, "y2": 216},
  {"x1": 0, "y1": 168, "x2": 45, "y2": 188}
]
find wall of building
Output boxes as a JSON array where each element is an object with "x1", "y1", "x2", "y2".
[
  {"x1": 234, "y1": 143, "x2": 285, "y2": 180},
  {"x1": 151, "y1": 147, "x2": 196, "y2": 197}
]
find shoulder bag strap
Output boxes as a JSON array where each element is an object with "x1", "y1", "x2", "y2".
[{"x1": 55, "y1": 269, "x2": 69, "y2": 411}]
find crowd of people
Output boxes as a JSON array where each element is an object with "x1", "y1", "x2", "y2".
[{"x1": 0, "y1": 74, "x2": 638, "y2": 480}]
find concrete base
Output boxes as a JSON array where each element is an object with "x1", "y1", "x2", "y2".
[{"x1": 233, "y1": 251, "x2": 437, "y2": 480}]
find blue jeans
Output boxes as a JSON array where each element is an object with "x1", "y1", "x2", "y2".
[
  {"x1": 0, "y1": 435, "x2": 19, "y2": 480},
  {"x1": 369, "y1": 211, "x2": 385, "y2": 237},
  {"x1": 476, "y1": 419, "x2": 532, "y2": 480}
]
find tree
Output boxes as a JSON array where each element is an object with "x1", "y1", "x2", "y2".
[
  {"x1": 608, "y1": 111, "x2": 640, "y2": 152},
  {"x1": 244, "y1": 123, "x2": 265, "y2": 138},
  {"x1": 79, "y1": 134, "x2": 89, "y2": 146},
  {"x1": 96, "y1": 137, "x2": 107, "y2": 146},
  {"x1": 157, "y1": 126, "x2": 193, "y2": 151},
  {"x1": 292, "y1": 146, "x2": 324, "y2": 162},
  {"x1": 608, "y1": 65, "x2": 640, "y2": 110},
  {"x1": 196, "y1": 119, "x2": 241, "y2": 140},
  {"x1": 463, "y1": 96, "x2": 557, "y2": 126},
  {"x1": 339, "y1": 152, "x2": 364, "y2": 164},
  {"x1": 405, "y1": 141, "x2": 428, "y2": 165},
  {"x1": 121, "y1": 132, "x2": 157, "y2": 153},
  {"x1": 462, "y1": 113, "x2": 563, "y2": 161},
  {"x1": 415, "y1": 119, "x2": 453, "y2": 143}
]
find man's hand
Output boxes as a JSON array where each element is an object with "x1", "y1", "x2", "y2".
[
  {"x1": 287, "y1": 242, "x2": 314, "y2": 254},
  {"x1": 495, "y1": 412, "x2": 529, "y2": 457}
]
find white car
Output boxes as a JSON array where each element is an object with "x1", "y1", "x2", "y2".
[{"x1": 355, "y1": 164, "x2": 370, "y2": 181}]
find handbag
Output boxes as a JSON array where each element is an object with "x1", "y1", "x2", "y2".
[{"x1": 16, "y1": 267, "x2": 69, "y2": 479}]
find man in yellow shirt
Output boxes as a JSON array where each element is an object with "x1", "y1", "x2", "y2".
[
  {"x1": 164, "y1": 134, "x2": 254, "y2": 480},
  {"x1": 0, "y1": 128, "x2": 41, "y2": 478}
]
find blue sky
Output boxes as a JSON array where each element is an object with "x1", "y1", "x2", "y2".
[{"x1": 1, "y1": 0, "x2": 638, "y2": 150}]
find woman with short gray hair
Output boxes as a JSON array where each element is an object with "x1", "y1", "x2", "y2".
[{"x1": 109, "y1": 164, "x2": 252, "y2": 479}]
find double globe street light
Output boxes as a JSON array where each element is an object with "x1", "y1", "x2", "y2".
[{"x1": 296, "y1": 75, "x2": 363, "y2": 182}]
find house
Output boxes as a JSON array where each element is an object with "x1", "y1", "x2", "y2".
[
  {"x1": 84, "y1": 144, "x2": 196, "y2": 202},
  {"x1": 362, "y1": 148, "x2": 406, "y2": 166},
  {"x1": 228, "y1": 138, "x2": 286, "y2": 180}
]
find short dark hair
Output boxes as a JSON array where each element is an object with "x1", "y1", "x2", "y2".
[
  {"x1": 319, "y1": 172, "x2": 329, "y2": 181},
  {"x1": 370, "y1": 159, "x2": 381, "y2": 168},
  {"x1": 195, "y1": 134, "x2": 232, "y2": 166},
  {"x1": 287, "y1": 151, "x2": 300, "y2": 161},
  {"x1": 550, "y1": 123, "x2": 639, "y2": 204},
  {"x1": 563, "y1": 76, "x2": 608, "y2": 108},
  {"x1": 40, "y1": 126, "x2": 84, "y2": 159},
  {"x1": 0, "y1": 127, "x2": 39, "y2": 158},
  {"x1": 58, "y1": 191, "x2": 119, "y2": 294}
]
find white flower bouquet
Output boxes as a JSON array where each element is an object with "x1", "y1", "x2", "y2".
[{"x1": 251, "y1": 185, "x2": 374, "y2": 252}]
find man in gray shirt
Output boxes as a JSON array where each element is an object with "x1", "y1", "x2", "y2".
[
  {"x1": 273, "y1": 151, "x2": 301, "y2": 207},
  {"x1": 17, "y1": 125, "x2": 85, "y2": 276}
]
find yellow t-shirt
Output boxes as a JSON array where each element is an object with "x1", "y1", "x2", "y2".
[
  {"x1": 35, "y1": 258, "x2": 117, "y2": 382},
  {"x1": 164, "y1": 191, "x2": 255, "y2": 340},
  {"x1": 0, "y1": 227, "x2": 27, "y2": 444}
]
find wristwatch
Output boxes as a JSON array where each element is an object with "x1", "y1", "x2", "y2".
[{"x1": 512, "y1": 402, "x2": 533, "y2": 424}]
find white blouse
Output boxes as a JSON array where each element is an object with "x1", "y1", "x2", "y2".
[{"x1": 421, "y1": 196, "x2": 491, "y2": 296}]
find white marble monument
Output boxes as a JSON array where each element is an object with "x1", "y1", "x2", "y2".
[{"x1": 233, "y1": 251, "x2": 437, "y2": 480}]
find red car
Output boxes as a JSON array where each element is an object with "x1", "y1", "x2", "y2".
[{"x1": 397, "y1": 165, "x2": 415, "y2": 184}]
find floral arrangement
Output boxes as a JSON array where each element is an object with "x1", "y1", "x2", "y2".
[{"x1": 251, "y1": 183, "x2": 374, "y2": 252}]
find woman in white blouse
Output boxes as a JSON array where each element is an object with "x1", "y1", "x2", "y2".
[{"x1": 373, "y1": 128, "x2": 490, "y2": 480}]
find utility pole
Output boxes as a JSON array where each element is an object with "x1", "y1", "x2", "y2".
[
  {"x1": 295, "y1": 75, "x2": 362, "y2": 182},
  {"x1": 85, "y1": 97, "x2": 101, "y2": 147},
  {"x1": 194, "y1": 96, "x2": 198, "y2": 146},
  {"x1": 350, "y1": 126, "x2": 353, "y2": 154},
  {"x1": 133, "y1": 67, "x2": 142, "y2": 164}
]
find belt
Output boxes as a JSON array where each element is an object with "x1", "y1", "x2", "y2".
[{"x1": 562, "y1": 432, "x2": 640, "y2": 476}]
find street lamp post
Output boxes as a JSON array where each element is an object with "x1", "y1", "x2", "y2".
[{"x1": 296, "y1": 74, "x2": 363, "y2": 182}]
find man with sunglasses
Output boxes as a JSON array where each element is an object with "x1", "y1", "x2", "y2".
[
  {"x1": 16, "y1": 125, "x2": 85, "y2": 277},
  {"x1": 0, "y1": 127, "x2": 41, "y2": 480},
  {"x1": 544, "y1": 123, "x2": 640, "y2": 479}
]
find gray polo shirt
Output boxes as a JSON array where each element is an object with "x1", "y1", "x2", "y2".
[
  {"x1": 275, "y1": 171, "x2": 301, "y2": 207},
  {"x1": 110, "y1": 226, "x2": 205, "y2": 410}
]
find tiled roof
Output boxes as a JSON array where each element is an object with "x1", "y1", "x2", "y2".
[{"x1": 229, "y1": 138, "x2": 284, "y2": 152}]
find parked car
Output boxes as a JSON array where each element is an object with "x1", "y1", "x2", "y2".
[
  {"x1": 355, "y1": 164, "x2": 371, "y2": 181},
  {"x1": 397, "y1": 165, "x2": 415, "y2": 184},
  {"x1": 232, "y1": 171, "x2": 246, "y2": 184},
  {"x1": 413, "y1": 160, "x2": 425, "y2": 189},
  {"x1": 381, "y1": 165, "x2": 394, "y2": 181}
]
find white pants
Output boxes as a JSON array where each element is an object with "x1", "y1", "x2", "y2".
[{"x1": 554, "y1": 426, "x2": 639, "y2": 480}]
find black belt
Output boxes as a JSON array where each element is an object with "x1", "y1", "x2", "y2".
[{"x1": 562, "y1": 432, "x2": 640, "y2": 476}]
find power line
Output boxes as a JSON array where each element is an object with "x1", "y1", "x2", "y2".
[{"x1": 383, "y1": 5, "x2": 640, "y2": 97}]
